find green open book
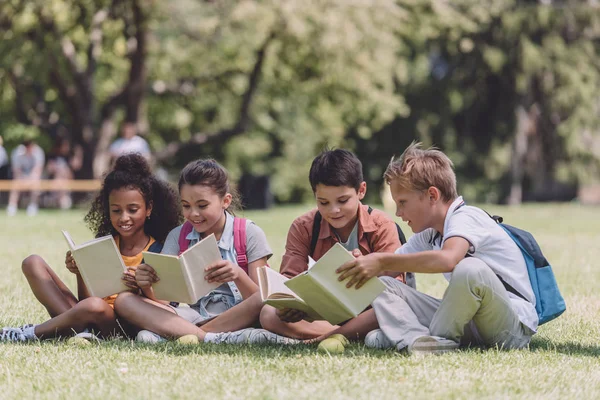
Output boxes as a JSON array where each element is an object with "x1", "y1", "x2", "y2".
[{"x1": 258, "y1": 243, "x2": 385, "y2": 325}]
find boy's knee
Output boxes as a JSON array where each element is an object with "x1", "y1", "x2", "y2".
[
  {"x1": 378, "y1": 275, "x2": 411, "y2": 299},
  {"x1": 259, "y1": 306, "x2": 279, "y2": 331},
  {"x1": 451, "y1": 258, "x2": 493, "y2": 287},
  {"x1": 21, "y1": 254, "x2": 45, "y2": 276}
]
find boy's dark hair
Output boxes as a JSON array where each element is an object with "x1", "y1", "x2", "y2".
[
  {"x1": 178, "y1": 159, "x2": 241, "y2": 212},
  {"x1": 309, "y1": 149, "x2": 363, "y2": 192},
  {"x1": 85, "y1": 153, "x2": 182, "y2": 242}
]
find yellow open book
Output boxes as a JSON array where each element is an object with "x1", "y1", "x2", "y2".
[
  {"x1": 62, "y1": 230, "x2": 128, "y2": 299},
  {"x1": 142, "y1": 233, "x2": 222, "y2": 304},
  {"x1": 258, "y1": 243, "x2": 385, "y2": 325}
]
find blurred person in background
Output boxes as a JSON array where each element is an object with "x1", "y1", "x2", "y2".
[
  {"x1": 46, "y1": 136, "x2": 83, "y2": 210},
  {"x1": 0, "y1": 136, "x2": 8, "y2": 180},
  {"x1": 109, "y1": 122, "x2": 151, "y2": 166},
  {"x1": 7, "y1": 139, "x2": 45, "y2": 216}
]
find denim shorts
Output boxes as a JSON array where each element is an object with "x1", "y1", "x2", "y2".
[{"x1": 169, "y1": 291, "x2": 238, "y2": 325}]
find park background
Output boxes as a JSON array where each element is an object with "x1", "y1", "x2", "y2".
[
  {"x1": 2, "y1": 0, "x2": 600, "y2": 206},
  {"x1": 1, "y1": 1, "x2": 600, "y2": 399}
]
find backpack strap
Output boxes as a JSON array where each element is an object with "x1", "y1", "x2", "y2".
[
  {"x1": 481, "y1": 210, "x2": 532, "y2": 302},
  {"x1": 233, "y1": 217, "x2": 248, "y2": 273},
  {"x1": 178, "y1": 222, "x2": 194, "y2": 255},
  {"x1": 309, "y1": 211, "x2": 323, "y2": 257},
  {"x1": 147, "y1": 241, "x2": 164, "y2": 254}
]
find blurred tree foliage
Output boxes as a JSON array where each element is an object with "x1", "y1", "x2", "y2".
[{"x1": 1, "y1": 0, "x2": 600, "y2": 203}]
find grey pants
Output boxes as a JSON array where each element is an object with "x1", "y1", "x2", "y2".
[{"x1": 372, "y1": 257, "x2": 533, "y2": 351}]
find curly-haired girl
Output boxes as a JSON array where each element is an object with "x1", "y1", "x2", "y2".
[{"x1": 0, "y1": 153, "x2": 181, "y2": 342}]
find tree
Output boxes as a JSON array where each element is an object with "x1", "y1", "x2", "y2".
[{"x1": 0, "y1": 0, "x2": 149, "y2": 177}]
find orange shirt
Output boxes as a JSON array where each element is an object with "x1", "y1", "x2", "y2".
[
  {"x1": 279, "y1": 204, "x2": 403, "y2": 280},
  {"x1": 103, "y1": 236, "x2": 156, "y2": 307}
]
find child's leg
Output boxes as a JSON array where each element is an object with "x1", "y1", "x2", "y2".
[
  {"x1": 371, "y1": 276, "x2": 440, "y2": 349},
  {"x1": 259, "y1": 305, "x2": 336, "y2": 339},
  {"x1": 114, "y1": 292, "x2": 206, "y2": 340},
  {"x1": 429, "y1": 258, "x2": 532, "y2": 349},
  {"x1": 311, "y1": 308, "x2": 380, "y2": 343},
  {"x1": 21, "y1": 255, "x2": 78, "y2": 317},
  {"x1": 201, "y1": 292, "x2": 264, "y2": 333},
  {"x1": 34, "y1": 297, "x2": 121, "y2": 339}
]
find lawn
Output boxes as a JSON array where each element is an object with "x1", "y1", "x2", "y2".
[{"x1": 1, "y1": 203, "x2": 599, "y2": 399}]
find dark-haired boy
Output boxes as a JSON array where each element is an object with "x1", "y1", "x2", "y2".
[{"x1": 259, "y1": 149, "x2": 407, "y2": 340}]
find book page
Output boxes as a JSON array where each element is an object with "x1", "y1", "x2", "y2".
[
  {"x1": 180, "y1": 233, "x2": 222, "y2": 302},
  {"x1": 61, "y1": 230, "x2": 76, "y2": 251},
  {"x1": 258, "y1": 267, "x2": 298, "y2": 300},
  {"x1": 285, "y1": 273, "x2": 352, "y2": 325},
  {"x1": 66, "y1": 233, "x2": 128, "y2": 299},
  {"x1": 309, "y1": 243, "x2": 385, "y2": 316},
  {"x1": 142, "y1": 252, "x2": 195, "y2": 304}
]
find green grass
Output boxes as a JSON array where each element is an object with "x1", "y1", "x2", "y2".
[{"x1": 1, "y1": 203, "x2": 600, "y2": 399}]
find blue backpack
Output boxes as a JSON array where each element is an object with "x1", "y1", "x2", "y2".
[{"x1": 488, "y1": 214, "x2": 566, "y2": 325}]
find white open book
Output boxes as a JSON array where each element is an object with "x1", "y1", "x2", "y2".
[
  {"x1": 258, "y1": 243, "x2": 385, "y2": 325},
  {"x1": 142, "y1": 233, "x2": 222, "y2": 304},
  {"x1": 62, "y1": 230, "x2": 128, "y2": 299}
]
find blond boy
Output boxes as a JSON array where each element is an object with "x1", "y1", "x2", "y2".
[{"x1": 336, "y1": 142, "x2": 537, "y2": 354}]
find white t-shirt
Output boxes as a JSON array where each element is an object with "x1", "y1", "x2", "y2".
[
  {"x1": 397, "y1": 196, "x2": 538, "y2": 333},
  {"x1": 109, "y1": 136, "x2": 151, "y2": 158},
  {"x1": 11, "y1": 144, "x2": 45, "y2": 175}
]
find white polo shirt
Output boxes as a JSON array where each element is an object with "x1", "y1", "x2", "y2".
[{"x1": 397, "y1": 196, "x2": 538, "y2": 333}]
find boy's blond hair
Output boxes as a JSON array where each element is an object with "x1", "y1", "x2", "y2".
[{"x1": 384, "y1": 142, "x2": 458, "y2": 202}]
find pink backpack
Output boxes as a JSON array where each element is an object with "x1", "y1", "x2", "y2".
[{"x1": 177, "y1": 218, "x2": 249, "y2": 274}]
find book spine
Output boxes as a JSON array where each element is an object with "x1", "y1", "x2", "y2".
[{"x1": 180, "y1": 257, "x2": 196, "y2": 303}]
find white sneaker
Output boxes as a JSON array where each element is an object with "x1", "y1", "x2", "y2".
[
  {"x1": 408, "y1": 335, "x2": 459, "y2": 355},
  {"x1": 246, "y1": 329, "x2": 301, "y2": 345},
  {"x1": 26, "y1": 204, "x2": 38, "y2": 217},
  {"x1": 0, "y1": 327, "x2": 28, "y2": 342},
  {"x1": 6, "y1": 204, "x2": 17, "y2": 216},
  {"x1": 136, "y1": 330, "x2": 166, "y2": 343},
  {"x1": 75, "y1": 330, "x2": 101, "y2": 342},
  {"x1": 211, "y1": 328, "x2": 301, "y2": 345},
  {"x1": 364, "y1": 329, "x2": 394, "y2": 349}
]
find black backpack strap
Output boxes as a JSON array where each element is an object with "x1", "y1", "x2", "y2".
[
  {"x1": 309, "y1": 211, "x2": 323, "y2": 257},
  {"x1": 367, "y1": 206, "x2": 406, "y2": 245},
  {"x1": 496, "y1": 274, "x2": 528, "y2": 302}
]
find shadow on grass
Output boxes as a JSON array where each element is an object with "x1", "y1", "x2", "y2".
[
  {"x1": 529, "y1": 336, "x2": 600, "y2": 357},
  {"x1": 5, "y1": 336, "x2": 598, "y2": 359}
]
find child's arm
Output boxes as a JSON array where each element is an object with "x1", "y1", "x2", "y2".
[
  {"x1": 279, "y1": 220, "x2": 311, "y2": 279},
  {"x1": 65, "y1": 250, "x2": 91, "y2": 300},
  {"x1": 135, "y1": 264, "x2": 166, "y2": 302},
  {"x1": 337, "y1": 237, "x2": 471, "y2": 289}
]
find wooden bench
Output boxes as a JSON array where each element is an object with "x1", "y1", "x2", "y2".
[{"x1": 0, "y1": 179, "x2": 102, "y2": 192}]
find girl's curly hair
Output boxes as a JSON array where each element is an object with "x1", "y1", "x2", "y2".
[{"x1": 84, "y1": 153, "x2": 182, "y2": 242}]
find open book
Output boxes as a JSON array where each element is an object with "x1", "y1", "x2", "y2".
[
  {"x1": 258, "y1": 243, "x2": 385, "y2": 325},
  {"x1": 62, "y1": 230, "x2": 128, "y2": 299},
  {"x1": 142, "y1": 233, "x2": 222, "y2": 304},
  {"x1": 258, "y1": 267, "x2": 323, "y2": 322}
]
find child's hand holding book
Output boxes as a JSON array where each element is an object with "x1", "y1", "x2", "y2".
[
  {"x1": 135, "y1": 264, "x2": 159, "y2": 289},
  {"x1": 204, "y1": 260, "x2": 243, "y2": 284},
  {"x1": 122, "y1": 267, "x2": 139, "y2": 290},
  {"x1": 276, "y1": 308, "x2": 314, "y2": 323},
  {"x1": 65, "y1": 251, "x2": 79, "y2": 275}
]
